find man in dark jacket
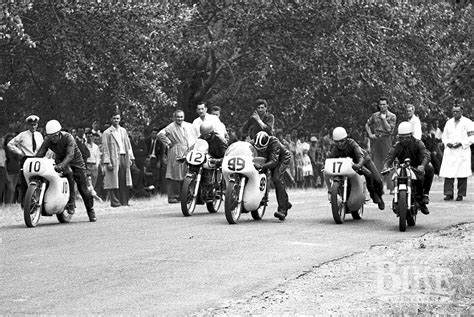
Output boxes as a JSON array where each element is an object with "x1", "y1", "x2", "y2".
[
  {"x1": 326, "y1": 127, "x2": 385, "y2": 210},
  {"x1": 241, "y1": 99, "x2": 275, "y2": 140},
  {"x1": 253, "y1": 131, "x2": 292, "y2": 221},
  {"x1": 383, "y1": 121, "x2": 434, "y2": 215},
  {"x1": 36, "y1": 120, "x2": 96, "y2": 222}
]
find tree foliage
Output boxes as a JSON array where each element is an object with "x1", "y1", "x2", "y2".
[{"x1": 0, "y1": 1, "x2": 470, "y2": 135}]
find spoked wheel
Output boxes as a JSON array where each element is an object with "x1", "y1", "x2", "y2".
[
  {"x1": 24, "y1": 183, "x2": 42, "y2": 228},
  {"x1": 225, "y1": 177, "x2": 244, "y2": 224},
  {"x1": 251, "y1": 185, "x2": 268, "y2": 220},
  {"x1": 351, "y1": 205, "x2": 363, "y2": 220},
  {"x1": 398, "y1": 190, "x2": 408, "y2": 232},
  {"x1": 330, "y1": 181, "x2": 346, "y2": 224},
  {"x1": 206, "y1": 170, "x2": 224, "y2": 213},
  {"x1": 407, "y1": 205, "x2": 417, "y2": 227},
  {"x1": 57, "y1": 211, "x2": 73, "y2": 223},
  {"x1": 180, "y1": 174, "x2": 198, "y2": 217}
]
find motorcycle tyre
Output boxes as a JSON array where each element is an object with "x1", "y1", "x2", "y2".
[
  {"x1": 57, "y1": 211, "x2": 73, "y2": 223},
  {"x1": 407, "y1": 207, "x2": 416, "y2": 227},
  {"x1": 206, "y1": 172, "x2": 224, "y2": 213},
  {"x1": 398, "y1": 189, "x2": 408, "y2": 232},
  {"x1": 24, "y1": 183, "x2": 42, "y2": 228},
  {"x1": 225, "y1": 179, "x2": 242, "y2": 224},
  {"x1": 251, "y1": 187, "x2": 268, "y2": 221},
  {"x1": 181, "y1": 175, "x2": 198, "y2": 217},
  {"x1": 331, "y1": 182, "x2": 345, "y2": 224},
  {"x1": 351, "y1": 205, "x2": 363, "y2": 220}
]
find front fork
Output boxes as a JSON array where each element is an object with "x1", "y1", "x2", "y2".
[{"x1": 191, "y1": 167, "x2": 202, "y2": 198}]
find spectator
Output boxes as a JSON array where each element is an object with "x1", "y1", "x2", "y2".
[
  {"x1": 145, "y1": 127, "x2": 164, "y2": 192},
  {"x1": 406, "y1": 104, "x2": 422, "y2": 140},
  {"x1": 365, "y1": 97, "x2": 397, "y2": 193},
  {"x1": 158, "y1": 110, "x2": 197, "y2": 203},
  {"x1": 209, "y1": 105, "x2": 229, "y2": 143},
  {"x1": 0, "y1": 136, "x2": 6, "y2": 204},
  {"x1": 91, "y1": 120, "x2": 102, "y2": 137},
  {"x1": 192, "y1": 102, "x2": 225, "y2": 141},
  {"x1": 3, "y1": 133, "x2": 20, "y2": 204},
  {"x1": 309, "y1": 136, "x2": 324, "y2": 188},
  {"x1": 75, "y1": 127, "x2": 90, "y2": 162},
  {"x1": 241, "y1": 99, "x2": 275, "y2": 140},
  {"x1": 7, "y1": 115, "x2": 44, "y2": 206},
  {"x1": 85, "y1": 131, "x2": 101, "y2": 188},
  {"x1": 439, "y1": 105, "x2": 474, "y2": 201},
  {"x1": 102, "y1": 112, "x2": 135, "y2": 207}
]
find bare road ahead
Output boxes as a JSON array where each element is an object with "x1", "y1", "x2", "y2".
[{"x1": 1, "y1": 181, "x2": 472, "y2": 315}]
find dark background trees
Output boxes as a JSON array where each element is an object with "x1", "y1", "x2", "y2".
[{"x1": 0, "y1": 1, "x2": 471, "y2": 135}]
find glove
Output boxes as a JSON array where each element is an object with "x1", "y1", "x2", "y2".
[
  {"x1": 54, "y1": 165, "x2": 63, "y2": 173},
  {"x1": 381, "y1": 167, "x2": 390, "y2": 175},
  {"x1": 453, "y1": 143, "x2": 462, "y2": 149},
  {"x1": 254, "y1": 163, "x2": 263, "y2": 172},
  {"x1": 352, "y1": 164, "x2": 362, "y2": 172},
  {"x1": 447, "y1": 143, "x2": 454, "y2": 148},
  {"x1": 417, "y1": 165, "x2": 425, "y2": 174}
]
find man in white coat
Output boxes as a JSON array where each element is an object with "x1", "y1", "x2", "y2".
[
  {"x1": 102, "y1": 112, "x2": 135, "y2": 207},
  {"x1": 439, "y1": 105, "x2": 474, "y2": 201},
  {"x1": 158, "y1": 109, "x2": 197, "y2": 203}
]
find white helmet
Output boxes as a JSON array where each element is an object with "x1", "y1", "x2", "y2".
[
  {"x1": 45, "y1": 120, "x2": 62, "y2": 135},
  {"x1": 200, "y1": 121, "x2": 214, "y2": 135},
  {"x1": 332, "y1": 127, "x2": 348, "y2": 141},
  {"x1": 398, "y1": 122, "x2": 413, "y2": 135},
  {"x1": 254, "y1": 131, "x2": 270, "y2": 151}
]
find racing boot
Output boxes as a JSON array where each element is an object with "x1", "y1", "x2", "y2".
[
  {"x1": 421, "y1": 194, "x2": 430, "y2": 205},
  {"x1": 419, "y1": 203, "x2": 430, "y2": 215},
  {"x1": 87, "y1": 208, "x2": 97, "y2": 222},
  {"x1": 274, "y1": 208, "x2": 287, "y2": 221},
  {"x1": 372, "y1": 194, "x2": 385, "y2": 210},
  {"x1": 66, "y1": 204, "x2": 75, "y2": 215}
]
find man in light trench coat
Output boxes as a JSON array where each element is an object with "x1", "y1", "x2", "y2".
[
  {"x1": 439, "y1": 105, "x2": 474, "y2": 201},
  {"x1": 158, "y1": 109, "x2": 197, "y2": 203},
  {"x1": 102, "y1": 112, "x2": 135, "y2": 207}
]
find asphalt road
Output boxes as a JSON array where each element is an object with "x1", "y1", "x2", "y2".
[{"x1": 1, "y1": 180, "x2": 473, "y2": 315}]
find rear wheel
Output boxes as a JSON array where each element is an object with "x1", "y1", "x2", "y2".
[
  {"x1": 206, "y1": 170, "x2": 224, "y2": 213},
  {"x1": 330, "y1": 181, "x2": 345, "y2": 224},
  {"x1": 398, "y1": 190, "x2": 408, "y2": 232},
  {"x1": 24, "y1": 183, "x2": 42, "y2": 228},
  {"x1": 180, "y1": 174, "x2": 198, "y2": 217},
  {"x1": 225, "y1": 177, "x2": 243, "y2": 224}
]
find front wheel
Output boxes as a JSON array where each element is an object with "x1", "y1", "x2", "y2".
[
  {"x1": 398, "y1": 189, "x2": 408, "y2": 232},
  {"x1": 180, "y1": 174, "x2": 198, "y2": 217},
  {"x1": 206, "y1": 170, "x2": 224, "y2": 213},
  {"x1": 251, "y1": 186, "x2": 268, "y2": 221},
  {"x1": 330, "y1": 181, "x2": 345, "y2": 224},
  {"x1": 24, "y1": 183, "x2": 43, "y2": 228},
  {"x1": 225, "y1": 177, "x2": 244, "y2": 224}
]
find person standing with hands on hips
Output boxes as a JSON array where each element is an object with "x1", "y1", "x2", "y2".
[{"x1": 439, "y1": 105, "x2": 474, "y2": 201}]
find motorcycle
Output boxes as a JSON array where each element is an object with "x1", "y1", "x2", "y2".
[
  {"x1": 179, "y1": 139, "x2": 224, "y2": 217},
  {"x1": 222, "y1": 141, "x2": 268, "y2": 224},
  {"x1": 324, "y1": 157, "x2": 368, "y2": 224},
  {"x1": 382, "y1": 158, "x2": 419, "y2": 232},
  {"x1": 22, "y1": 157, "x2": 72, "y2": 228}
]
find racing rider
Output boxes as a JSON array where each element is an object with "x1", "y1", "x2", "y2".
[
  {"x1": 253, "y1": 131, "x2": 292, "y2": 221},
  {"x1": 35, "y1": 120, "x2": 97, "y2": 222},
  {"x1": 326, "y1": 127, "x2": 385, "y2": 210},
  {"x1": 382, "y1": 121, "x2": 433, "y2": 215}
]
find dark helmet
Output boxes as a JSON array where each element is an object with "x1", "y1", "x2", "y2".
[{"x1": 254, "y1": 131, "x2": 270, "y2": 151}]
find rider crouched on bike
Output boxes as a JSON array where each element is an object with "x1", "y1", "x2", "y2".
[
  {"x1": 382, "y1": 121, "x2": 434, "y2": 215},
  {"x1": 198, "y1": 122, "x2": 228, "y2": 200},
  {"x1": 326, "y1": 127, "x2": 385, "y2": 210},
  {"x1": 252, "y1": 131, "x2": 292, "y2": 221},
  {"x1": 35, "y1": 120, "x2": 96, "y2": 222}
]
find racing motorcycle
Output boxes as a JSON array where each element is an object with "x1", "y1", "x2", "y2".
[
  {"x1": 324, "y1": 157, "x2": 368, "y2": 224},
  {"x1": 22, "y1": 157, "x2": 72, "y2": 228},
  {"x1": 222, "y1": 141, "x2": 268, "y2": 224},
  {"x1": 382, "y1": 158, "x2": 419, "y2": 232},
  {"x1": 179, "y1": 139, "x2": 224, "y2": 217}
]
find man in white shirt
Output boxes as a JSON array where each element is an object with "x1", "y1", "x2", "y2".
[
  {"x1": 209, "y1": 105, "x2": 229, "y2": 143},
  {"x1": 192, "y1": 102, "x2": 226, "y2": 142},
  {"x1": 7, "y1": 115, "x2": 44, "y2": 205},
  {"x1": 406, "y1": 104, "x2": 422, "y2": 140}
]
